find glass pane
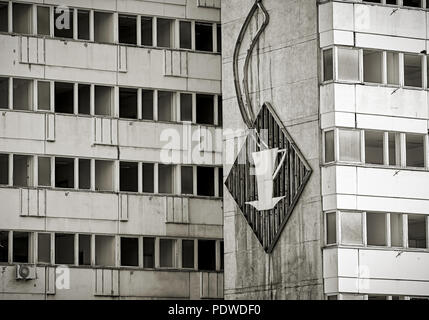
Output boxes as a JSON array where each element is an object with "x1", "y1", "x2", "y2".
[
  {"x1": 341, "y1": 212, "x2": 363, "y2": 245},
  {"x1": 323, "y1": 49, "x2": 333, "y2": 81},
  {"x1": 408, "y1": 215, "x2": 427, "y2": 249},
  {"x1": 337, "y1": 47, "x2": 359, "y2": 81},
  {"x1": 388, "y1": 132, "x2": 398, "y2": 166},
  {"x1": 325, "y1": 131, "x2": 335, "y2": 163},
  {"x1": 406, "y1": 134, "x2": 424, "y2": 168},
  {"x1": 160, "y1": 239, "x2": 175, "y2": 268},
  {"x1": 326, "y1": 212, "x2": 336, "y2": 245},
  {"x1": 390, "y1": 213, "x2": 403, "y2": 247},
  {"x1": 365, "y1": 131, "x2": 384, "y2": 165},
  {"x1": 180, "y1": 21, "x2": 191, "y2": 49},
  {"x1": 404, "y1": 54, "x2": 422, "y2": 88},
  {"x1": 363, "y1": 50, "x2": 382, "y2": 83},
  {"x1": 339, "y1": 129, "x2": 361, "y2": 162},
  {"x1": 387, "y1": 52, "x2": 399, "y2": 85},
  {"x1": 367, "y1": 213, "x2": 386, "y2": 246}
]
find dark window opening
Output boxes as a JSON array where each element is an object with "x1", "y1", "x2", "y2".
[
  {"x1": 13, "y1": 3, "x2": 32, "y2": 34},
  {"x1": 78, "y1": 84, "x2": 90, "y2": 115},
  {"x1": 0, "y1": 77, "x2": 8, "y2": 109},
  {"x1": 403, "y1": 0, "x2": 422, "y2": 7},
  {"x1": 195, "y1": 22, "x2": 213, "y2": 52},
  {"x1": 323, "y1": 49, "x2": 333, "y2": 81},
  {"x1": 220, "y1": 240, "x2": 224, "y2": 270},
  {"x1": 217, "y1": 24, "x2": 221, "y2": 53},
  {"x1": 119, "y1": 88, "x2": 138, "y2": 119},
  {"x1": 13, "y1": 79, "x2": 33, "y2": 111},
  {"x1": 79, "y1": 234, "x2": 91, "y2": 266},
  {"x1": 408, "y1": 215, "x2": 427, "y2": 249},
  {"x1": 37, "y1": 81, "x2": 50, "y2": 111},
  {"x1": 143, "y1": 237, "x2": 155, "y2": 268},
  {"x1": 95, "y1": 235, "x2": 115, "y2": 267},
  {"x1": 182, "y1": 240, "x2": 194, "y2": 269},
  {"x1": 157, "y1": 18, "x2": 173, "y2": 48},
  {"x1": 365, "y1": 131, "x2": 384, "y2": 165},
  {"x1": 95, "y1": 86, "x2": 113, "y2": 116},
  {"x1": 55, "y1": 82, "x2": 74, "y2": 114},
  {"x1": 217, "y1": 96, "x2": 223, "y2": 126},
  {"x1": 13, "y1": 232, "x2": 29, "y2": 263},
  {"x1": 55, "y1": 233, "x2": 74, "y2": 265},
  {"x1": 120, "y1": 162, "x2": 138, "y2": 192},
  {"x1": 37, "y1": 6, "x2": 50, "y2": 36},
  {"x1": 142, "y1": 89, "x2": 154, "y2": 120},
  {"x1": 181, "y1": 166, "x2": 193, "y2": 195},
  {"x1": 119, "y1": 15, "x2": 137, "y2": 45},
  {"x1": 367, "y1": 212, "x2": 387, "y2": 246},
  {"x1": 55, "y1": 157, "x2": 74, "y2": 189},
  {"x1": 404, "y1": 54, "x2": 422, "y2": 88},
  {"x1": 94, "y1": 11, "x2": 114, "y2": 43},
  {"x1": 142, "y1": 163, "x2": 154, "y2": 193},
  {"x1": 79, "y1": 159, "x2": 90, "y2": 190},
  {"x1": 180, "y1": 93, "x2": 192, "y2": 122},
  {"x1": 13, "y1": 155, "x2": 32, "y2": 187},
  {"x1": 218, "y1": 168, "x2": 223, "y2": 197},
  {"x1": 95, "y1": 160, "x2": 114, "y2": 192},
  {"x1": 0, "y1": 231, "x2": 8, "y2": 262},
  {"x1": 0, "y1": 2, "x2": 8, "y2": 32},
  {"x1": 38, "y1": 233, "x2": 51, "y2": 264},
  {"x1": 197, "y1": 166, "x2": 214, "y2": 197},
  {"x1": 158, "y1": 91, "x2": 174, "y2": 122},
  {"x1": 198, "y1": 240, "x2": 216, "y2": 271},
  {"x1": 38, "y1": 156, "x2": 51, "y2": 187},
  {"x1": 78, "y1": 10, "x2": 89, "y2": 40},
  {"x1": 54, "y1": 7, "x2": 73, "y2": 39},
  {"x1": 121, "y1": 237, "x2": 138, "y2": 267},
  {"x1": 180, "y1": 21, "x2": 191, "y2": 49},
  {"x1": 158, "y1": 164, "x2": 174, "y2": 194},
  {"x1": 141, "y1": 17, "x2": 153, "y2": 46},
  {"x1": 196, "y1": 94, "x2": 214, "y2": 125},
  {"x1": 0, "y1": 154, "x2": 9, "y2": 185},
  {"x1": 160, "y1": 239, "x2": 175, "y2": 268},
  {"x1": 406, "y1": 134, "x2": 425, "y2": 168}
]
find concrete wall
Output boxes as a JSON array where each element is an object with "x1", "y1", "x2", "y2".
[{"x1": 222, "y1": 0, "x2": 323, "y2": 299}]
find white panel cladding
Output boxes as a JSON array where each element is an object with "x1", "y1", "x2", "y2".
[
  {"x1": 94, "y1": 269, "x2": 119, "y2": 297},
  {"x1": 19, "y1": 188, "x2": 46, "y2": 217},
  {"x1": 119, "y1": 193, "x2": 128, "y2": 222},
  {"x1": 165, "y1": 196, "x2": 190, "y2": 224},
  {"x1": 355, "y1": 33, "x2": 425, "y2": 54},
  {"x1": 19, "y1": 36, "x2": 45, "y2": 65},
  {"x1": 164, "y1": 49, "x2": 188, "y2": 78},
  {"x1": 118, "y1": 46, "x2": 127, "y2": 73},
  {"x1": 46, "y1": 267, "x2": 56, "y2": 295},
  {"x1": 45, "y1": 113, "x2": 55, "y2": 142},
  {"x1": 93, "y1": 117, "x2": 118, "y2": 146},
  {"x1": 319, "y1": 30, "x2": 354, "y2": 48},
  {"x1": 200, "y1": 272, "x2": 223, "y2": 299},
  {"x1": 356, "y1": 114, "x2": 428, "y2": 134}
]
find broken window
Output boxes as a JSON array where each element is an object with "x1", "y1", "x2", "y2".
[
  {"x1": 0, "y1": 231, "x2": 8, "y2": 262},
  {"x1": 37, "y1": 81, "x2": 51, "y2": 111},
  {"x1": 404, "y1": 54, "x2": 422, "y2": 88},
  {"x1": 218, "y1": 96, "x2": 223, "y2": 126},
  {"x1": 406, "y1": 134, "x2": 424, "y2": 168},
  {"x1": 55, "y1": 82, "x2": 74, "y2": 114},
  {"x1": 197, "y1": 166, "x2": 214, "y2": 197},
  {"x1": 217, "y1": 24, "x2": 221, "y2": 53},
  {"x1": 408, "y1": 215, "x2": 427, "y2": 249},
  {"x1": 121, "y1": 237, "x2": 138, "y2": 267},
  {"x1": 55, "y1": 157, "x2": 74, "y2": 188},
  {"x1": 78, "y1": 10, "x2": 90, "y2": 40},
  {"x1": 13, "y1": 155, "x2": 33, "y2": 187},
  {"x1": 365, "y1": 131, "x2": 384, "y2": 165},
  {"x1": 159, "y1": 239, "x2": 175, "y2": 268},
  {"x1": 78, "y1": 159, "x2": 90, "y2": 190},
  {"x1": 0, "y1": 77, "x2": 8, "y2": 109},
  {"x1": 196, "y1": 94, "x2": 214, "y2": 125},
  {"x1": 143, "y1": 237, "x2": 155, "y2": 268},
  {"x1": 390, "y1": 213, "x2": 403, "y2": 247},
  {"x1": 95, "y1": 86, "x2": 113, "y2": 116},
  {"x1": 54, "y1": 6, "x2": 73, "y2": 39},
  {"x1": 0, "y1": 2, "x2": 8, "y2": 32},
  {"x1": 119, "y1": 88, "x2": 138, "y2": 119},
  {"x1": 94, "y1": 11, "x2": 114, "y2": 43},
  {"x1": 37, "y1": 6, "x2": 50, "y2": 36},
  {"x1": 323, "y1": 49, "x2": 333, "y2": 81},
  {"x1": 340, "y1": 211, "x2": 363, "y2": 245},
  {"x1": 403, "y1": 0, "x2": 422, "y2": 7},
  {"x1": 95, "y1": 235, "x2": 115, "y2": 266},
  {"x1": 120, "y1": 162, "x2": 138, "y2": 192},
  {"x1": 13, "y1": 79, "x2": 33, "y2": 111},
  {"x1": 324, "y1": 130, "x2": 335, "y2": 163},
  {"x1": 158, "y1": 164, "x2": 174, "y2": 194},
  {"x1": 0, "y1": 154, "x2": 8, "y2": 185},
  {"x1": 367, "y1": 212, "x2": 387, "y2": 246},
  {"x1": 198, "y1": 240, "x2": 216, "y2": 271},
  {"x1": 142, "y1": 89, "x2": 154, "y2": 120},
  {"x1": 180, "y1": 21, "x2": 191, "y2": 49},
  {"x1": 37, "y1": 233, "x2": 51, "y2": 264},
  {"x1": 337, "y1": 47, "x2": 360, "y2": 82},
  {"x1": 326, "y1": 212, "x2": 336, "y2": 245},
  {"x1": 79, "y1": 234, "x2": 91, "y2": 266},
  {"x1": 157, "y1": 18, "x2": 173, "y2": 48},
  {"x1": 218, "y1": 168, "x2": 223, "y2": 197},
  {"x1": 13, "y1": 232, "x2": 30, "y2": 263},
  {"x1": 95, "y1": 160, "x2": 114, "y2": 191},
  {"x1": 142, "y1": 163, "x2": 154, "y2": 193},
  {"x1": 182, "y1": 240, "x2": 194, "y2": 269},
  {"x1": 119, "y1": 15, "x2": 137, "y2": 45},
  {"x1": 387, "y1": 52, "x2": 400, "y2": 85},
  {"x1": 55, "y1": 233, "x2": 74, "y2": 265},
  {"x1": 195, "y1": 22, "x2": 213, "y2": 52},
  {"x1": 13, "y1": 3, "x2": 32, "y2": 34},
  {"x1": 180, "y1": 93, "x2": 193, "y2": 122},
  {"x1": 78, "y1": 84, "x2": 90, "y2": 115},
  {"x1": 38, "y1": 156, "x2": 51, "y2": 187},
  {"x1": 363, "y1": 50, "x2": 382, "y2": 83},
  {"x1": 158, "y1": 91, "x2": 174, "y2": 122},
  {"x1": 141, "y1": 16, "x2": 153, "y2": 46},
  {"x1": 181, "y1": 166, "x2": 193, "y2": 195},
  {"x1": 338, "y1": 129, "x2": 361, "y2": 162}
]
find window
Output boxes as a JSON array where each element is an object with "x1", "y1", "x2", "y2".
[
  {"x1": 197, "y1": 167, "x2": 214, "y2": 196},
  {"x1": 403, "y1": 0, "x2": 422, "y2": 7},
  {"x1": 218, "y1": 96, "x2": 223, "y2": 126},
  {"x1": 120, "y1": 162, "x2": 138, "y2": 192},
  {"x1": 78, "y1": 10, "x2": 89, "y2": 40},
  {"x1": 55, "y1": 233, "x2": 74, "y2": 265},
  {"x1": 338, "y1": 129, "x2": 361, "y2": 162},
  {"x1": 54, "y1": 6, "x2": 73, "y2": 39},
  {"x1": 157, "y1": 18, "x2": 173, "y2": 48},
  {"x1": 181, "y1": 166, "x2": 193, "y2": 195},
  {"x1": 78, "y1": 234, "x2": 91, "y2": 266},
  {"x1": 55, "y1": 157, "x2": 74, "y2": 188},
  {"x1": 326, "y1": 212, "x2": 336, "y2": 245},
  {"x1": 78, "y1": 84, "x2": 90, "y2": 115},
  {"x1": 217, "y1": 24, "x2": 221, "y2": 53},
  {"x1": 367, "y1": 212, "x2": 386, "y2": 246},
  {"x1": 198, "y1": 240, "x2": 216, "y2": 271},
  {"x1": 78, "y1": 159, "x2": 90, "y2": 190},
  {"x1": 13, "y1": 155, "x2": 33, "y2": 187},
  {"x1": 323, "y1": 49, "x2": 333, "y2": 81},
  {"x1": 142, "y1": 89, "x2": 154, "y2": 120},
  {"x1": 363, "y1": 50, "x2": 382, "y2": 83},
  {"x1": 38, "y1": 157, "x2": 51, "y2": 187},
  {"x1": 119, "y1": 88, "x2": 138, "y2": 119},
  {"x1": 94, "y1": 12, "x2": 114, "y2": 43},
  {"x1": 196, "y1": 94, "x2": 214, "y2": 125},
  {"x1": 365, "y1": 131, "x2": 384, "y2": 165},
  {"x1": 142, "y1": 163, "x2": 154, "y2": 193},
  {"x1": 95, "y1": 86, "x2": 113, "y2": 116},
  {"x1": 195, "y1": 22, "x2": 213, "y2": 52},
  {"x1": 143, "y1": 237, "x2": 155, "y2": 268},
  {"x1": 95, "y1": 160, "x2": 114, "y2": 191},
  {"x1": 182, "y1": 240, "x2": 194, "y2": 269},
  {"x1": 408, "y1": 215, "x2": 427, "y2": 249},
  {"x1": 158, "y1": 164, "x2": 174, "y2": 194},
  {"x1": 390, "y1": 213, "x2": 403, "y2": 247},
  {"x1": 220, "y1": 240, "x2": 224, "y2": 270},
  {"x1": 119, "y1": 15, "x2": 137, "y2": 45},
  {"x1": 158, "y1": 91, "x2": 174, "y2": 122},
  {"x1": 121, "y1": 237, "x2": 138, "y2": 267},
  {"x1": 218, "y1": 168, "x2": 223, "y2": 197},
  {"x1": 0, "y1": 77, "x2": 8, "y2": 109},
  {"x1": 37, "y1": 6, "x2": 50, "y2": 36},
  {"x1": 387, "y1": 52, "x2": 399, "y2": 85},
  {"x1": 37, "y1": 81, "x2": 50, "y2": 111},
  {"x1": 180, "y1": 21, "x2": 192, "y2": 49},
  {"x1": 13, "y1": 3, "x2": 32, "y2": 34},
  {"x1": 55, "y1": 82, "x2": 74, "y2": 114},
  {"x1": 0, "y1": 231, "x2": 8, "y2": 262},
  {"x1": 0, "y1": 2, "x2": 8, "y2": 32},
  {"x1": 159, "y1": 239, "x2": 176, "y2": 268},
  {"x1": 404, "y1": 54, "x2": 422, "y2": 88},
  {"x1": 368, "y1": 295, "x2": 388, "y2": 300},
  {"x1": 37, "y1": 233, "x2": 51, "y2": 264},
  {"x1": 337, "y1": 47, "x2": 359, "y2": 82},
  {"x1": 95, "y1": 235, "x2": 115, "y2": 266},
  {"x1": 324, "y1": 131, "x2": 335, "y2": 163},
  {"x1": 141, "y1": 17, "x2": 153, "y2": 46},
  {"x1": 340, "y1": 212, "x2": 363, "y2": 245},
  {"x1": 13, "y1": 232, "x2": 30, "y2": 263},
  {"x1": 388, "y1": 132, "x2": 399, "y2": 166},
  {"x1": 406, "y1": 134, "x2": 424, "y2": 168},
  {"x1": 0, "y1": 154, "x2": 9, "y2": 185},
  {"x1": 13, "y1": 79, "x2": 33, "y2": 111},
  {"x1": 180, "y1": 93, "x2": 193, "y2": 122}
]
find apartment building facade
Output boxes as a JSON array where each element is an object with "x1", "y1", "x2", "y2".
[
  {"x1": 0, "y1": 0, "x2": 223, "y2": 299},
  {"x1": 223, "y1": 0, "x2": 429, "y2": 300}
]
